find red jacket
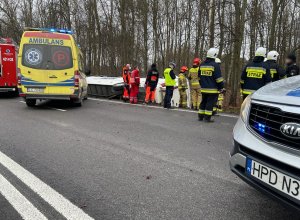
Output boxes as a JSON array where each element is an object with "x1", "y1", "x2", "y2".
[{"x1": 130, "y1": 69, "x2": 140, "y2": 86}]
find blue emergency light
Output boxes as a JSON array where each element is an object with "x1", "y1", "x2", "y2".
[
  {"x1": 26, "y1": 27, "x2": 73, "y2": 35},
  {"x1": 48, "y1": 28, "x2": 73, "y2": 34},
  {"x1": 254, "y1": 122, "x2": 267, "y2": 133}
]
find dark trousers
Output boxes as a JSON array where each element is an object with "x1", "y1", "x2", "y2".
[
  {"x1": 199, "y1": 93, "x2": 218, "y2": 117},
  {"x1": 164, "y1": 86, "x2": 174, "y2": 108}
]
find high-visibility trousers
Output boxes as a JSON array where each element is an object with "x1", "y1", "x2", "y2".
[
  {"x1": 191, "y1": 88, "x2": 201, "y2": 110},
  {"x1": 145, "y1": 86, "x2": 156, "y2": 103},
  {"x1": 130, "y1": 85, "x2": 139, "y2": 104},
  {"x1": 123, "y1": 86, "x2": 130, "y2": 100},
  {"x1": 179, "y1": 89, "x2": 187, "y2": 108}
]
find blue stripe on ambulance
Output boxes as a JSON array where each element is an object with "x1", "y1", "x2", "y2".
[{"x1": 21, "y1": 81, "x2": 75, "y2": 86}]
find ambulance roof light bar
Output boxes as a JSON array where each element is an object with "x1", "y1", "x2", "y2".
[{"x1": 24, "y1": 27, "x2": 73, "y2": 35}]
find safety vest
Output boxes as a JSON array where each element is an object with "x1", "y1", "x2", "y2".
[
  {"x1": 188, "y1": 67, "x2": 200, "y2": 89},
  {"x1": 164, "y1": 68, "x2": 176, "y2": 86}
]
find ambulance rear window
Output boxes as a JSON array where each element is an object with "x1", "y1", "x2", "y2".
[{"x1": 22, "y1": 44, "x2": 73, "y2": 70}]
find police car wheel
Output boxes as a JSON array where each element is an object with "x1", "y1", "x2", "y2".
[{"x1": 25, "y1": 99, "x2": 36, "y2": 107}]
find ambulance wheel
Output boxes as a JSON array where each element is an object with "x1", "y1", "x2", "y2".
[
  {"x1": 25, "y1": 99, "x2": 36, "y2": 107},
  {"x1": 72, "y1": 98, "x2": 83, "y2": 107}
]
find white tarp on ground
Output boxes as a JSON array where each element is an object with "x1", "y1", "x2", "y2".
[{"x1": 87, "y1": 76, "x2": 191, "y2": 107}]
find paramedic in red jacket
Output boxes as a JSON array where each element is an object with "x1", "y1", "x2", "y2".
[{"x1": 130, "y1": 66, "x2": 140, "y2": 104}]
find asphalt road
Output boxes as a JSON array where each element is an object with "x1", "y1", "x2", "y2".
[{"x1": 0, "y1": 96, "x2": 298, "y2": 220}]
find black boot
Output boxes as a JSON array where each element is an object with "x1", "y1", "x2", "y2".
[
  {"x1": 204, "y1": 115, "x2": 214, "y2": 123},
  {"x1": 198, "y1": 114, "x2": 204, "y2": 121}
]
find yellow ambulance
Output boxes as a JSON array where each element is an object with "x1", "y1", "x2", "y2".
[{"x1": 18, "y1": 28, "x2": 88, "y2": 107}]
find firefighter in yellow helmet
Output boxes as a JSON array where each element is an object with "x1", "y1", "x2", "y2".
[
  {"x1": 188, "y1": 58, "x2": 202, "y2": 110},
  {"x1": 178, "y1": 66, "x2": 189, "y2": 108}
]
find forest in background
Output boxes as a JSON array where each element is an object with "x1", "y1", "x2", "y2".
[{"x1": 0, "y1": 0, "x2": 299, "y2": 106}]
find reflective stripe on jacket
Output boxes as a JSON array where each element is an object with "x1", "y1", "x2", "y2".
[
  {"x1": 178, "y1": 73, "x2": 188, "y2": 90},
  {"x1": 265, "y1": 60, "x2": 286, "y2": 82},
  {"x1": 240, "y1": 59, "x2": 271, "y2": 94},
  {"x1": 130, "y1": 69, "x2": 140, "y2": 85},
  {"x1": 188, "y1": 67, "x2": 200, "y2": 89},
  {"x1": 199, "y1": 59, "x2": 224, "y2": 94}
]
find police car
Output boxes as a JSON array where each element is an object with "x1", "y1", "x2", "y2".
[{"x1": 230, "y1": 76, "x2": 300, "y2": 210}]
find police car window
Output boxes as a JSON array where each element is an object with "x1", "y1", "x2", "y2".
[{"x1": 22, "y1": 44, "x2": 73, "y2": 70}]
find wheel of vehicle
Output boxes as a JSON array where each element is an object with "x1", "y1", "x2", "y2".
[
  {"x1": 25, "y1": 99, "x2": 36, "y2": 107},
  {"x1": 72, "y1": 98, "x2": 83, "y2": 107}
]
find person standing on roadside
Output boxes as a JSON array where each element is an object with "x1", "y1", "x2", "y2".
[
  {"x1": 240, "y1": 47, "x2": 271, "y2": 100},
  {"x1": 144, "y1": 63, "x2": 159, "y2": 104},
  {"x1": 265, "y1": 51, "x2": 286, "y2": 82},
  {"x1": 178, "y1": 66, "x2": 189, "y2": 108},
  {"x1": 163, "y1": 62, "x2": 176, "y2": 109},
  {"x1": 285, "y1": 53, "x2": 299, "y2": 78},
  {"x1": 188, "y1": 58, "x2": 201, "y2": 110},
  {"x1": 198, "y1": 48, "x2": 225, "y2": 122},
  {"x1": 122, "y1": 64, "x2": 131, "y2": 102},
  {"x1": 129, "y1": 65, "x2": 140, "y2": 104}
]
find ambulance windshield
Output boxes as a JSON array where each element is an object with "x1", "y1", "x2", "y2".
[{"x1": 22, "y1": 44, "x2": 73, "y2": 70}]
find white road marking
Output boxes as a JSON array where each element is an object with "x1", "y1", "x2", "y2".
[
  {"x1": 50, "y1": 108, "x2": 67, "y2": 112},
  {"x1": 19, "y1": 101, "x2": 26, "y2": 104},
  {"x1": 88, "y1": 98, "x2": 239, "y2": 118},
  {"x1": 0, "y1": 151, "x2": 94, "y2": 220},
  {"x1": 0, "y1": 173, "x2": 48, "y2": 220}
]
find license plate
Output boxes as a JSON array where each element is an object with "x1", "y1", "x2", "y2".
[
  {"x1": 246, "y1": 158, "x2": 300, "y2": 200},
  {"x1": 27, "y1": 88, "x2": 44, "y2": 93}
]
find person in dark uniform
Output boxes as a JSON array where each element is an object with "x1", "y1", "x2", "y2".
[
  {"x1": 198, "y1": 48, "x2": 225, "y2": 123},
  {"x1": 144, "y1": 63, "x2": 159, "y2": 104},
  {"x1": 285, "y1": 53, "x2": 299, "y2": 78},
  {"x1": 163, "y1": 62, "x2": 176, "y2": 109},
  {"x1": 265, "y1": 51, "x2": 286, "y2": 82},
  {"x1": 240, "y1": 47, "x2": 272, "y2": 100}
]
